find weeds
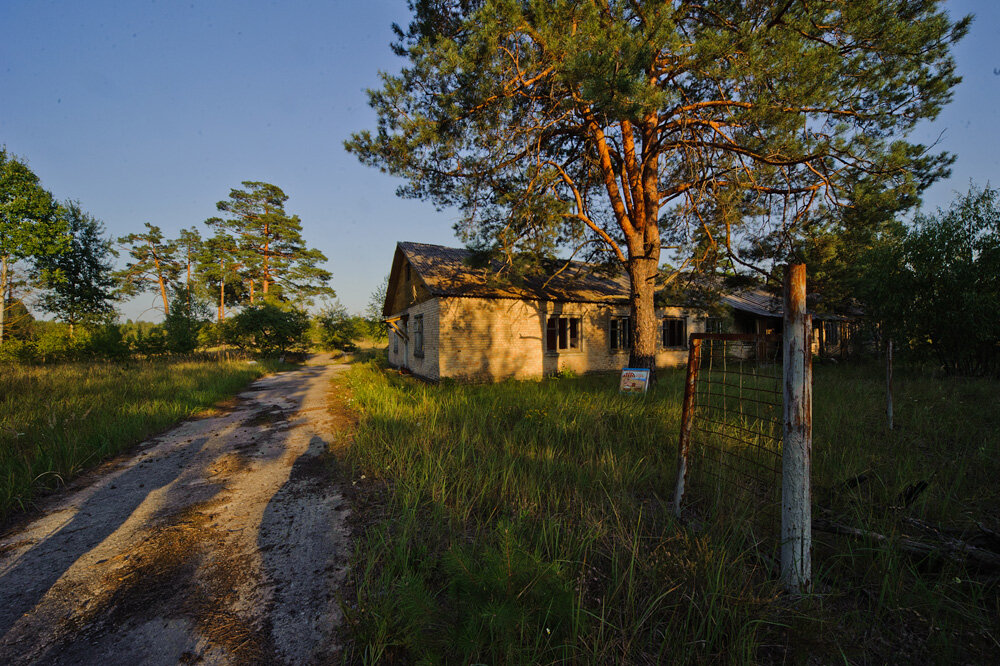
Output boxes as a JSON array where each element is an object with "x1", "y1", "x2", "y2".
[
  {"x1": 0, "y1": 358, "x2": 286, "y2": 519},
  {"x1": 338, "y1": 360, "x2": 999, "y2": 663}
]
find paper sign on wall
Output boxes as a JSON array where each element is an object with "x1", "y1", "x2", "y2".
[{"x1": 619, "y1": 368, "x2": 650, "y2": 393}]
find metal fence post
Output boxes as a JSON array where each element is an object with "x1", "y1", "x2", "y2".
[
  {"x1": 782, "y1": 264, "x2": 812, "y2": 594},
  {"x1": 673, "y1": 336, "x2": 702, "y2": 518}
]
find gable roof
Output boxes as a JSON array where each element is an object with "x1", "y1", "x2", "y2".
[{"x1": 395, "y1": 241, "x2": 631, "y2": 304}]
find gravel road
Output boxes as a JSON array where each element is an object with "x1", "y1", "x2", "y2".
[{"x1": 0, "y1": 356, "x2": 351, "y2": 665}]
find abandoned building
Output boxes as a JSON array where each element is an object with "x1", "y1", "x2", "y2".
[
  {"x1": 382, "y1": 242, "x2": 712, "y2": 382},
  {"x1": 382, "y1": 242, "x2": 859, "y2": 382}
]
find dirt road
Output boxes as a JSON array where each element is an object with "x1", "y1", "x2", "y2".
[{"x1": 0, "y1": 356, "x2": 351, "y2": 665}]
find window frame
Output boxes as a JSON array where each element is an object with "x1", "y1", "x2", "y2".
[
  {"x1": 661, "y1": 316, "x2": 688, "y2": 349},
  {"x1": 609, "y1": 315, "x2": 631, "y2": 352},
  {"x1": 546, "y1": 315, "x2": 582, "y2": 353},
  {"x1": 413, "y1": 314, "x2": 424, "y2": 357}
]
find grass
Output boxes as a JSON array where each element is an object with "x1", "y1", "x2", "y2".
[
  {"x1": 335, "y1": 358, "x2": 999, "y2": 664},
  {"x1": 0, "y1": 357, "x2": 288, "y2": 520}
]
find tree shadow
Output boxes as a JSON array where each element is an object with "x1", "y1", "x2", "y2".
[{"x1": 0, "y1": 436, "x2": 211, "y2": 639}]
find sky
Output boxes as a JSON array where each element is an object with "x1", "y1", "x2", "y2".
[{"x1": 1, "y1": 0, "x2": 998, "y2": 321}]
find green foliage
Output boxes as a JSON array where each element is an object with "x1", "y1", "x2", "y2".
[
  {"x1": 206, "y1": 181, "x2": 334, "y2": 304},
  {"x1": 115, "y1": 222, "x2": 180, "y2": 315},
  {"x1": 340, "y1": 361, "x2": 999, "y2": 663},
  {"x1": 0, "y1": 147, "x2": 61, "y2": 262},
  {"x1": 2, "y1": 298, "x2": 34, "y2": 340},
  {"x1": 364, "y1": 274, "x2": 389, "y2": 341},
  {"x1": 226, "y1": 300, "x2": 310, "y2": 356},
  {"x1": 857, "y1": 185, "x2": 1000, "y2": 375},
  {"x1": 314, "y1": 301, "x2": 366, "y2": 351},
  {"x1": 164, "y1": 290, "x2": 210, "y2": 354},
  {"x1": 0, "y1": 358, "x2": 282, "y2": 518},
  {"x1": 35, "y1": 201, "x2": 118, "y2": 329},
  {"x1": 348, "y1": 0, "x2": 968, "y2": 367},
  {"x1": 0, "y1": 147, "x2": 63, "y2": 344}
]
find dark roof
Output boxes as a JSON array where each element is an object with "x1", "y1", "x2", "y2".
[
  {"x1": 721, "y1": 286, "x2": 853, "y2": 321},
  {"x1": 720, "y1": 288, "x2": 783, "y2": 318},
  {"x1": 397, "y1": 241, "x2": 630, "y2": 303}
]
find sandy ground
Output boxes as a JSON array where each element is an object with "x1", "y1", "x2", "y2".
[{"x1": 0, "y1": 355, "x2": 351, "y2": 665}]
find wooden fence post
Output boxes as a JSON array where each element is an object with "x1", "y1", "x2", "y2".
[
  {"x1": 782, "y1": 264, "x2": 812, "y2": 594},
  {"x1": 673, "y1": 336, "x2": 702, "y2": 518}
]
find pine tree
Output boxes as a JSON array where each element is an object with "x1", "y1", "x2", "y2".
[
  {"x1": 206, "y1": 181, "x2": 333, "y2": 304},
  {"x1": 115, "y1": 223, "x2": 180, "y2": 316},
  {"x1": 195, "y1": 231, "x2": 245, "y2": 322},
  {"x1": 176, "y1": 227, "x2": 202, "y2": 306},
  {"x1": 348, "y1": 0, "x2": 969, "y2": 375}
]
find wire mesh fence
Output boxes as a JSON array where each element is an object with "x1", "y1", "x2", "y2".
[{"x1": 674, "y1": 333, "x2": 785, "y2": 551}]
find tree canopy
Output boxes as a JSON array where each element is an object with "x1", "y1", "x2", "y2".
[
  {"x1": 115, "y1": 222, "x2": 180, "y2": 316},
  {"x1": 206, "y1": 181, "x2": 333, "y2": 304},
  {"x1": 0, "y1": 147, "x2": 62, "y2": 343},
  {"x1": 36, "y1": 202, "x2": 117, "y2": 335},
  {"x1": 348, "y1": 0, "x2": 969, "y2": 371}
]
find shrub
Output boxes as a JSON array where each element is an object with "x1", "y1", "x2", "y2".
[{"x1": 226, "y1": 301, "x2": 310, "y2": 356}]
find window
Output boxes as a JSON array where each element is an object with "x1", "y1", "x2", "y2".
[
  {"x1": 705, "y1": 317, "x2": 725, "y2": 334},
  {"x1": 546, "y1": 316, "x2": 581, "y2": 351},
  {"x1": 413, "y1": 315, "x2": 424, "y2": 357},
  {"x1": 609, "y1": 316, "x2": 631, "y2": 351},
  {"x1": 392, "y1": 330, "x2": 398, "y2": 354},
  {"x1": 824, "y1": 320, "x2": 840, "y2": 345},
  {"x1": 662, "y1": 317, "x2": 687, "y2": 348}
]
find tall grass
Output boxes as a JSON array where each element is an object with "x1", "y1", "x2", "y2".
[
  {"x1": 0, "y1": 358, "x2": 283, "y2": 519},
  {"x1": 338, "y1": 360, "x2": 999, "y2": 664}
]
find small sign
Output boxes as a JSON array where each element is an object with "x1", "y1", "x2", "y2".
[{"x1": 619, "y1": 367, "x2": 650, "y2": 393}]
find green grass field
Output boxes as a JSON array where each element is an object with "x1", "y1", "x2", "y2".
[
  {"x1": 337, "y1": 359, "x2": 999, "y2": 664},
  {"x1": 0, "y1": 357, "x2": 286, "y2": 519}
]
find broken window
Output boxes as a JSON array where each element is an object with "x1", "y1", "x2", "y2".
[
  {"x1": 662, "y1": 317, "x2": 687, "y2": 348},
  {"x1": 609, "y1": 316, "x2": 631, "y2": 351},
  {"x1": 546, "y1": 316, "x2": 581, "y2": 351}
]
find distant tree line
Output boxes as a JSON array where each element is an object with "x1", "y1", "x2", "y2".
[{"x1": 1, "y1": 147, "x2": 348, "y2": 360}]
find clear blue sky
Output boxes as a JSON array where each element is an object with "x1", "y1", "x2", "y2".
[{"x1": 1, "y1": 0, "x2": 997, "y2": 320}]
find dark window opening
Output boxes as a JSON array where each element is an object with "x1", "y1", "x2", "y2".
[
  {"x1": 546, "y1": 316, "x2": 581, "y2": 351},
  {"x1": 414, "y1": 315, "x2": 424, "y2": 357},
  {"x1": 705, "y1": 317, "x2": 725, "y2": 334},
  {"x1": 662, "y1": 317, "x2": 687, "y2": 348},
  {"x1": 610, "y1": 316, "x2": 631, "y2": 351}
]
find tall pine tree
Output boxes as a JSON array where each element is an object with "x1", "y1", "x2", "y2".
[
  {"x1": 115, "y1": 223, "x2": 180, "y2": 316},
  {"x1": 348, "y1": 0, "x2": 969, "y2": 375},
  {"x1": 206, "y1": 181, "x2": 333, "y2": 304}
]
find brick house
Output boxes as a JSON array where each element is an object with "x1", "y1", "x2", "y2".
[{"x1": 382, "y1": 242, "x2": 709, "y2": 382}]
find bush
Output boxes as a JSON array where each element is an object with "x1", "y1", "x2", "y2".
[
  {"x1": 0, "y1": 339, "x2": 40, "y2": 364},
  {"x1": 314, "y1": 302, "x2": 366, "y2": 351},
  {"x1": 164, "y1": 292, "x2": 209, "y2": 353},
  {"x1": 226, "y1": 301, "x2": 310, "y2": 356},
  {"x1": 858, "y1": 185, "x2": 1000, "y2": 375}
]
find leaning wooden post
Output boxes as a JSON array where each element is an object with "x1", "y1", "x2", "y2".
[
  {"x1": 782, "y1": 264, "x2": 812, "y2": 594},
  {"x1": 673, "y1": 336, "x2": 702, "y2": 518},
  {"x1": 886, "y1": 339, "x2": 894, "y2": 431}
]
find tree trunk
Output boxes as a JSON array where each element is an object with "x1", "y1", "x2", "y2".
[
  {"x1": 263, "y1": 220, "x2": 270, "y2": 294},
  {"x1": 627, "y1": 249, "x2": 659, "y2": 379},
  {"x1": 151, "y1": 244, "x2": 170, "y2": 316},
  {"x1": 219, "y1": 259, "x2": 226, "y2": 322},
  {"x1": 0, "y1": 255, "x2": 8, "y2": 345},
  {"x1": 249, "y1": 279, "x2": 255, "y2": 304}
]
